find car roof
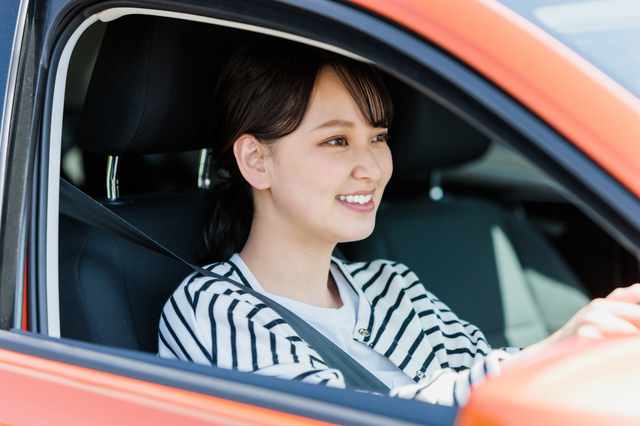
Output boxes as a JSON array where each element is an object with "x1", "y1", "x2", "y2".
[{"x1": 347, "y1": 0, "x2": 640, "y2": 199}]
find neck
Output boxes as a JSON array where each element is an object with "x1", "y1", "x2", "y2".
[{"x1": 239, "y1": 216, "x2": 342, "y2": 309}]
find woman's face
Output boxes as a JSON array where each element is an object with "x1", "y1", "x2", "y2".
[{"x1": 259, "y1": 66, "x2": 393, "y2": 247}]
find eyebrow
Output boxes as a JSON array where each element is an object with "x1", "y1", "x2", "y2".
[{"x1": 312, "y1": 119, "x2": 355, "y2": 131}]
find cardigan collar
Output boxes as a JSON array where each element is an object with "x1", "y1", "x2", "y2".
[
  {"x1": 332, "y1": 257, "x2": 440, "y2": 382},
  {"x1": 228, "y1": 254, "x2": 440, "y2": 382}
]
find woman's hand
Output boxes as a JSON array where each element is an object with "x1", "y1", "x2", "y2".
[
  {"x1": 506, "y1": 284, "x2": 640, "y2": 364},
  {"x1": 512, "y1": 284, "x2": 640, "y2": 363},
  {"x1": 551, "y1": 283, "x2": 640, "y2": 341}
]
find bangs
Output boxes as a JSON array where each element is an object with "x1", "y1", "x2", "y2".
[{"x1": 330, "y1": 58, "x2": 393, "y2": 130}]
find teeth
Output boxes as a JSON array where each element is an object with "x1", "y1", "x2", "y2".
[{"x1": 337, "y1": 194, "x2": 372, "y2": 204}]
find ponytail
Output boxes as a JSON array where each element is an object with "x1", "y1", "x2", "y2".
[{"x1": 202, "y1": 176, "x2": 253, "y2": 263}]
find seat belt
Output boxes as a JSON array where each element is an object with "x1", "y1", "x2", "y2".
[{"x1": 58, "y1": 178, "x2": 390, "y2": 393}]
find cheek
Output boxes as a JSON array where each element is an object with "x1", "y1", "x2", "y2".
[
  {"x1": 378, "y1": 147, "x2": 394, "y2": 187},
  {"x1": 272, "y1": 155, "x2": 341, "y2": 206},
  {"x1": 295, "y1": 159, "x2": 347, "y2": 200}
]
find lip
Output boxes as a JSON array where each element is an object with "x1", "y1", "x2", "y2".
[{"x1": 337, "y1": 189, "x2": 375, "y2": 197}]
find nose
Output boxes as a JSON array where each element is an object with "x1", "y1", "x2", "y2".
[{"x1": 352, "y1": 143, "x2": 384, "y2": 182}]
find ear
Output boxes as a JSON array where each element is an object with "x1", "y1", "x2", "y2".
[{"x1": 233, "y1": 134, "x2": 271, "y2": 190}]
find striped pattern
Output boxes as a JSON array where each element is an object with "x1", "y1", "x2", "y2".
[{"x1": 159, "y1": 258, "x2": 518, "y2": 403}]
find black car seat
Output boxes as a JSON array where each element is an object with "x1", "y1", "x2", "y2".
[
  {"x1": 340, "y1": 79, "x2": 591, "y2": 348},
  {"x1": 58, "y1": 16, "x2": 249, "y2": 352}
]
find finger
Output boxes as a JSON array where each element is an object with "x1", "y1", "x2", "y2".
[
  {"x1": 576, "y1": 324, "x2": 603, "y2": 339},
  {"x1": 605, "y1": 283, "x2": 640, "y2": 303},
  {"x1": 580, "y1": 308, "x2": 640, "y2": 337},
  {"x1": 585, "y1": 299, "x2": 640, "y2": 329}
]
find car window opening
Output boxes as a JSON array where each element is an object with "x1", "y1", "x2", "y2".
[{"x1": 53, "y1": 11, "x2": 639, "y2": 400}]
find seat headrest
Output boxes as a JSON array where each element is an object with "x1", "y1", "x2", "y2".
[
  {"x1": 386, "y1": 78, "x2": 491, "y2": 177},
  {"x1": 76, "y1": 16, "x2": 249, "y2": 156}
]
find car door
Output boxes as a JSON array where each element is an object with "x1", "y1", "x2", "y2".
[
  {"x1": 0, "y1": 1, "x2": 460, "y2": 425},
  {"x1": 1, "y1": 0, "x2": 640, "y2": 425}
]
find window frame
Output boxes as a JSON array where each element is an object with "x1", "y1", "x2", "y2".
[
  {"x1": 38, "y1": 1, "x2": 640, "y2": 338},
  {"x1": 0, "y1": 0, "x2": 637, "y2": 423}
]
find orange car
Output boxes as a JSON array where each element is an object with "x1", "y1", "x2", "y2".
[{"x1": 1, "y1": 0, "x2": 639, "y2": 425}]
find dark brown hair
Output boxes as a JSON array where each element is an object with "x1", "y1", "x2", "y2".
[{"x1": 203, "y1": 37, "x2": 393, "y2": 262}]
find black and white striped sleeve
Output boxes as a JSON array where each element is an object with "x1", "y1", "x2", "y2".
[
  {"x1": 158, "y1": 275, "x2": 345, "y2": 387},
  {"x1": 390, "y1": 347, "x2": 520, "y2": 405},
  {"x1": 391, "y1": 263, "x2": 521, "y2": 405}
]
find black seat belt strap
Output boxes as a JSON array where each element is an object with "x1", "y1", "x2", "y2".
[{"x1": 58, "y1": 178, "x2": 390, "y2": 393}]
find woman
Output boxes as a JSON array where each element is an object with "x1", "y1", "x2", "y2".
[{"x1": 159, "y1": 38, "x2": 640, "y2": 405}]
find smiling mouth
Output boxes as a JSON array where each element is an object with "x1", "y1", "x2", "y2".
[{"x1": 336, "y1": 194, "x2": 372, "y2": 204}]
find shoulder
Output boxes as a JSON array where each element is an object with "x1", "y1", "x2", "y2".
[
  {"x1": 165, "y1": 260, "x2": 266, "y2": 317},
  {"x1": 332, "y1": 257, "x2": 420, "y2": 290}
]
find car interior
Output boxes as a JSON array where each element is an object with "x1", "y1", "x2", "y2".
[{"x1": 54, "y1": 13, "x2": 640, "y2": 360}]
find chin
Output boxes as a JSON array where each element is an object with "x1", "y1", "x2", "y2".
[{"x1": 336, "y1": 223, "x2": 376, "y2": 243}]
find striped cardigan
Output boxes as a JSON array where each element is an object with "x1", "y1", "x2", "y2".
[{"x1": 158, "y1": 257, "x2": 517, "y2": 405}]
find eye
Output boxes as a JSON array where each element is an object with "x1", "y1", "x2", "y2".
[
  {"x1": 325, "y1": 137, "x2": 347, "y2": 147},
  {"x1": 373, "y1": 133, "x2": 388, "y2": 143}
]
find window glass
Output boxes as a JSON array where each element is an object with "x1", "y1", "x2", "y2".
[{"x1": 498, "y1": 0, "x2": 640, "y2": 99}]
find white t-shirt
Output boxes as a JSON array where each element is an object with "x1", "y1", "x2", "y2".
[{"x1": 231, "y1": 254, "x2": 415, "y2": 389}]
